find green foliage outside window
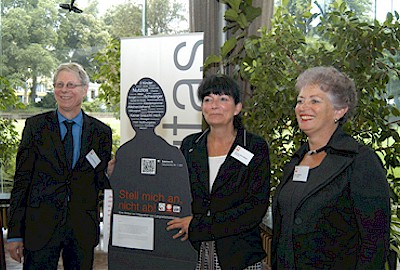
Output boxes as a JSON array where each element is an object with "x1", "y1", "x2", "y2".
[
  {"x1": 0, "y1": 77, "x2": 23, "y2": 193},
  {"x1": 94, "y1": 0, "x2": 187, "y2": 117}
]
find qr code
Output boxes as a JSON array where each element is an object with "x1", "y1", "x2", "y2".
[{"x1": 141, "y1": 158, "x2": 156, "y2": 175}]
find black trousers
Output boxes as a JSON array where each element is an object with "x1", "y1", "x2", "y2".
[{"x1": 23, "y1": 221, "x2": 95, "y2": 270}]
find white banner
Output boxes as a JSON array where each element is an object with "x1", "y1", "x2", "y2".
[
  {"x1": 120, "y1": 33, "x2": 204, "y2": 146},
  {"x1": 102, "y1": 189, "x2": 113, "y2": 252}
]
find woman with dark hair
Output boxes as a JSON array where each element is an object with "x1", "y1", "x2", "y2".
[
  {"x1": 272, "y1": 66, "x2": 391, "y2": 269},
  {"x1": 167, "y1": 74, "x2": 271, "y2": 269}
]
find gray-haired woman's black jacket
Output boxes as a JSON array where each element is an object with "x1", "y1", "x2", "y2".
[
  {"x1": 180, "y1": 127, "x2": 271, "y2": 269},
  {"x1": 272, "y1": 127, "x2": 390, "y2": 269}
]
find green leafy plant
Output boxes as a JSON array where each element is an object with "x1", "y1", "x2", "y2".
[
  {"x1": 93, "y1": 38, "x2": 121, "y2": 118},
  {"x1": 204, "y1": 0, "x2": 261, "y2": 75},
  {"x1": 243, "y1": 1, "x2": 400, "y2": 194}
]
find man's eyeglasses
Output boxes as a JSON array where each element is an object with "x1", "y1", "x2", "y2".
[{"x1": 53, "y1": 82, "x2": 84, "y2": 90}]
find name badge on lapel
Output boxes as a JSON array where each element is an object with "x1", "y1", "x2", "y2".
[
  {"x1": 293, "y1": 166, "x2": 309, "y2": 182},
  {"x1": 231, "y1": 145, "x2": 254, "y2": 166},
  {"x1": 86, "y1": 149, "x2": 101, "y2": 168}
]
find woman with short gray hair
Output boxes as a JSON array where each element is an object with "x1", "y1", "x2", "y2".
[{"x1": 272, "y1": 66, "x2": 390, "y2": 269}]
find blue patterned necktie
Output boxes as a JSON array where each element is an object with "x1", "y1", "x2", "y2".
[{"x1": 63, "y1": 121, "x2": 74, "y2": 169}]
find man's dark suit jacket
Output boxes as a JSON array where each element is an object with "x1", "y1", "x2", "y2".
[{"x1": 7, "y1": 110, "x2": 112, "y2": 251}]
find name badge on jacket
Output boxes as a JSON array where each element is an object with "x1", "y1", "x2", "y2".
[
  {"x1": 231, "y1": 145, "x2": 254, "y2": 166},
  {"x1": 293, "y1": 166, "x2": 309, "y2": 182},
  {"x1": 86, "y1": 149, "x2": 101, "y2": 168}
]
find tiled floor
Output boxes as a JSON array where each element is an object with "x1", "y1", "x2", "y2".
[
  {"x1": 3, "y1": 227, "x2": 400, "y2": 270},
  {"x1": 3, "y1": 228, "x2": 108, "y2": 270}
]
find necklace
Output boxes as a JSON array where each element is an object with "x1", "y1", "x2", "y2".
[{"x1": 307, "y1": 145, "x2": 327, "y2": 155}]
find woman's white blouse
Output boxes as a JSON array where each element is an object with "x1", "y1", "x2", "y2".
[{"x1": 208, "y1": 155, "x2": 227, "y2": 193}]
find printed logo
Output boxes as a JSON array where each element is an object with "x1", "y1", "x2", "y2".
[
  {"x1": 158, "y1": 202, "x2": 166, "y2": 212},
  {"x1": 173, "y1": 205, "x2": 181, "y2": 213}
]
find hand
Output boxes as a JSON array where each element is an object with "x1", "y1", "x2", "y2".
[
  {"x1": 107, "y1": 158, "x2": 116, "y2": 177},
  {"x1": 166, "y1": 216, "x2": 192, "y2": 241},
  {"x1": 7, "y1": 241, "x2": 24, "y2": 263}
]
